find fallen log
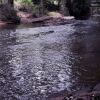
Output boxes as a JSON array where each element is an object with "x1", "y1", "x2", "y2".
[
  {"x1": 0, "y1": 21, "x2": 14, "y2": 25},
  {"x1": 31, "y1": 16, "x2": 53, "y2": 23},
  {"x1": 21, "y1": 16, "x2": 53, "y2": 24}
]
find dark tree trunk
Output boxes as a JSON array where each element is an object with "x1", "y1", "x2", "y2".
[
  {"x1": 60, "y1": 0, "x2": 69, "y2": 15},
  {"x1": 39, "y1": 0, "x2": 46, "y2": 16},
  {"x1": 8, "y1": 0, "x2": 14, "y2": 7},
  {"x1": 66, "y1": 0, "x2": 74, "y2": 16}
]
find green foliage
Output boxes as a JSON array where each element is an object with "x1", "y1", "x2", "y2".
[
  {"x1": 16, "y1": 0, "x2": 32, "y2": 5},
  {"x1": 15, "y1": 0, "x2": 36, "y2": 13},
  {"x1": 14, "y1": 0, "x2": 90, "y2": 19}
]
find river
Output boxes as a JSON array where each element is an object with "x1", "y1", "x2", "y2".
[{"x1": 0, "y1": 19, "x2": 100, "y2": 100}]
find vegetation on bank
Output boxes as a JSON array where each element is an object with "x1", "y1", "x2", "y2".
[
  {"x1": 0, "y1": 0, "x2": 91, "y2": 24},
  {"x1": 0, "y1": 4, "x2": 20, "y2": 24}
]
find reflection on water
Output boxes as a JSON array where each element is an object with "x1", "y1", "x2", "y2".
[
  {"x1": 69, "y1": 21, "x2": 100, "y2": 91},
  {"x1": 0, "y1": 21, "x2": 100, "y2": 100}
]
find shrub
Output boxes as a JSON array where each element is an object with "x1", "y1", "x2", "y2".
[
  {"x1": 0, "y1": 4, "x2": 20, "y2": 24},
  {"x1": 15, "y1": 0, "x2": 35, "y2": 13}
]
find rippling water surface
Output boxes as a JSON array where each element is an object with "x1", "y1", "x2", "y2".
[{"x1": 0, "y1": 20, "x2": 100, "y2": 100}]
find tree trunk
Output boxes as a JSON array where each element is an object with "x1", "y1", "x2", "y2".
[
  {"x1": 8, "y1": 0, "x2": 14, "y2": 7},
  {"x1": 40, "y1": 0, "x2": 44, "y2": 16},
  {"x1": 1, "y1": 0, "x2": 8, "y2": 4},
  {"x1": 39, "y1": 0, "x2": 46, "y2": 16},
  {"x1": 66, "y1": 0, "x2": 74, "y2": 16},
  {"x1": 0, "y1": 0, "x2": 14, "y2": 7},
  {"x1": 60, "y1": 0, "x2": 69, "y2": 15}
]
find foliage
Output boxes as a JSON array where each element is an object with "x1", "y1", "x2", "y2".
[
  {"x1": 15, "y1": 0, "x2": 60, "y2": 15},
  {"x1": 15, "y1": 0, "x2": 36, "y2": 13},
  {"x1": 16, "y1": 0, "x2": 32, "y2": 5},
  {"x1": 0, "y1": 0, "x2": 91, "y2": 19},
  {"x1": 0, "y1": 4, "x2": 20, "y2": 23}
]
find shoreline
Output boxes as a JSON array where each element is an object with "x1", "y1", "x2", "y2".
[{"x1": 0, "y1": 11, "x2": 75, "y2": 27}]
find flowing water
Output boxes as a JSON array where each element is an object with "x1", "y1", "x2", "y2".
[{"x1": 0, "y1": 20, "x2": 100, "y2": 100}]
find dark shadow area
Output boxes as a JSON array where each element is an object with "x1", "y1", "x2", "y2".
[
  {"x1": 94, "y1": 96, "x2": 100, "y2": 100},
  {"x1": 67, "y1": 0, "x2": 90, "y2": 20},
  {"x1": 69, "y1": 22, "x2": 100, "y2": 91}
]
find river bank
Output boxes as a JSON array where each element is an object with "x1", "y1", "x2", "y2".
[{"x1": 0, "y1": 11, "x2": 75, "y2": 27}]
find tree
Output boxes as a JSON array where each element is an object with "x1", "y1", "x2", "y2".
[
  {"x1": 60, "y1": 0, "x2": 67, "y2": 15},
  {"x1": 0, "y1": 4, "x2": 20, "y2": 23},
  {"x1": 38, "y1": 0, "x2": 46, "y2": 16},
  {"x1": 8, "y1": 0, "x2": 14, "y2": 6},
  {"x1": 0, "y1": 0, "x2": 14, "y2": 7},
  {"x1": 66, "y1": 0, "x2": 74, "y2": 16},
  {"x1": 40, "y1": 0, "x2": 44, "y2": 16}
]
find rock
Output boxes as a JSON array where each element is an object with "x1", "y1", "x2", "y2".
[
  {"x1": 0, "y1": 4, "x2": 20, "y2": 24},
  {"x1": 47, "y1": 12, "x2": 63, "y2": 18}
]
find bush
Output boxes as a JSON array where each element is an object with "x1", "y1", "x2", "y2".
[
  {"x1": 15, "y1": 0, "x2": 35, "y2": 13},
  {"x1": 0, "y1": 4, "x2": 20, "y2": 24}
]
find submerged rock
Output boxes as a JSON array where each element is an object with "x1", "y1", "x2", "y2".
[{"x1": 0, "y1": 4, "x2": 20, "y2": 24}]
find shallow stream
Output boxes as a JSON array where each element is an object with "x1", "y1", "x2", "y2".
[{"x1": 0, "y1": 20, "x2": 100, "y2": 100}]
